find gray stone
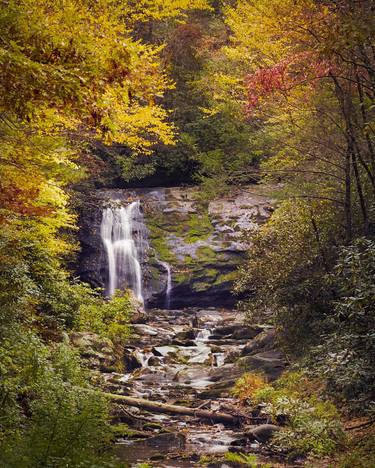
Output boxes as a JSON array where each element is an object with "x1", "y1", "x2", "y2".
[
  {"x1": 143, "y1": 432, "x2": 186, "y2": 449},
  {"x1": 238, "y1": 350, "x2": 286, "y2": 381},
  {"x1": 246, "y1": 424, "x2": 280, "y2": 443},
  {"x1": 241, "y1": 328, "x2": 276, "y2": 356}
]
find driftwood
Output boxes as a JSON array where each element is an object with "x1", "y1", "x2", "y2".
[{"x1": 106, "y1": 392, "x2": 239, "y2": 425}]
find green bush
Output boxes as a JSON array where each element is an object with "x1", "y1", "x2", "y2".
[
  {"x1": 74, "y1": 291, "x2": 133, "y2": 343},
  {"x1": 251, "y1": 372, "x2": 345, "y2": 458},
  {"x1": 0, "y1": 330, "x2": 118, "y2": 467},
  {"x1": 308, "y1": 238, "x2": 375, "y2": 412},
  {"x1": 224, "y1": 452, "x2": 271, "y2": 467}
]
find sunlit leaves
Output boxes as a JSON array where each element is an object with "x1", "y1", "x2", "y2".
[{"x1": 122, "y1": 0, "x2": 212, "y2": 25}]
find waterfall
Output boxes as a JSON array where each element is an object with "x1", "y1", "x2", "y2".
[
  {"x1": 162, "y1": 262, "x2": 172, "y2": 309},
  {"x1": 160, "y1": 261, "x2": 172, "y2": 309},
  {"x1": 100, "y1": 201, "x2": 146, "y2": 303}
]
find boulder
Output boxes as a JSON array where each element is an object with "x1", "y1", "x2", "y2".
[
  {"x1": 246, "y1": 424, "x2": 280, "y2": 443},
  {"x1": 241, "y1": 328, "x2": 276, "y2": 356},
  {"x1": 123, "y1": 349, "x2": 143, "y2": 371},
  {"x1": 212, "y1": 325, "x2": 262, "y2": 340},
  {"x1": 147, "y1": 356, "x2": 162, "y2": 366},
  {"x1": 69, "y1": 332, "x2": 117, "y2": 371},
  {"x1": 238, "y1": 350, "x2": 286, "y2": 381},
  {"x1": 143, "y1": 432, "x2": 186, "y2": 449},
  {"x1": 173, "y1": 329, "x2": 197, "y2": 341}
]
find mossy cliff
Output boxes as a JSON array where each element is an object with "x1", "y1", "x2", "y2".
[{"x1": 78, "y1": 186, "x2": 272, "y2": 308}]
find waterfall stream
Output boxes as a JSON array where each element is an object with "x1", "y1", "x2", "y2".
[
  {"x1": 100, "y1": 201, "x2": 146, "y2": 303},
  {"x1": 160, "y1": 261, "x2": 172, "y2": 309}
]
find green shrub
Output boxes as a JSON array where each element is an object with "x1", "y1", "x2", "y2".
[
  {"x1": 74, "y1": 291, "x2": 133, "y2": 343},
  {"x1": 224, "y1": 452, "x2": 271, "y2": 467},
  {"x1": 0, "y1": 330, "x2": 118, "y2": 467},
  {"x1": 231, "y1": 372, "x2": 268, "y2": 403},
  {"x1": 308, "y1": 238, "x2": 375, "y2": 412},
  {"x1": 251, "y1": 372, "x2": 345, "y2": 458}
]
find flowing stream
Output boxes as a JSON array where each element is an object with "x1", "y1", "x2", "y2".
[{"x1": 108, "y1": 307, "x2": 251, "y2": 466}]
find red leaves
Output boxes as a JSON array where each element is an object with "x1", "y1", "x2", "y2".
[
  {"x1": 0, "y1": 181, "x2": 51, "y2": 220},
  {"x1": 246, "y1": 61, "x2": 289, "y2": 109},
  {"x1": 245, "y1": 53, "x2": 334, "y2": 113}
]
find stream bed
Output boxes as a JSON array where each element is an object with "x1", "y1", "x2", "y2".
[{"x1": 101, "y1": 307, "x2": 287, "y2": 467}]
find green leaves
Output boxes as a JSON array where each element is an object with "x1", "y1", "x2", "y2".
[{"x1": 74, "y1": 291, "x2": 133, "y2": 343}]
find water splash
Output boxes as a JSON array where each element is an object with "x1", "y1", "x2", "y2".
[
  {"x1": 100, "y1": 201, "x2": 146, "y2": 303},
  {"x1": 160, "y1": 261, "x2": 172, "y2": 309}
]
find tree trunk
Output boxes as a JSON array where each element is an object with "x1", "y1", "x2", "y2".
[
  {"x1": 344, "y1": 147, "x2": 353, "y2": 243},
  {"x1": 106, "y1": 393, "x2": 240, "y2": 425}
]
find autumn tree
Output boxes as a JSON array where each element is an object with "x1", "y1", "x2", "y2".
[{"x1": 225, "y1": 0, "x2": 375, "y2": 408}]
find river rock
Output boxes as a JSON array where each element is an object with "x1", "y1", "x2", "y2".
[
  {"x1": 143, "y1": 432, "x2": 186, "y2": 449},
  {"x1": 130, "y1": 309, "x2": 148, "y2": 324},
  {"x1": 123, "y1": 349, "x2": 143, "y2": 371},
  {"x1": 69, "y1": 332, "x2": 117, "y2": 371},
  {"x1": 173, "y1": 329, "x2": 197, "y2": 341},
  {"x1": 238, "y1": 350, "x2": 286, "y2": 381},
  {"x1": 241, "y1": 328, "x2": 276, "y2": 356},
  {"x1": 246, "y1": 424, "x2": 280, "y2": 443},
  {"x1": 147, "y1": 356, "x2": 162, "y2": 366},
  {"x1": 212, "y1": 324, "x2": 263, "y2": 341}
]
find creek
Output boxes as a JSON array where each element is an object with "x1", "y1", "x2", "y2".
[{"x1": 109, "y1": 307, "x2": 254, "y2": 466}]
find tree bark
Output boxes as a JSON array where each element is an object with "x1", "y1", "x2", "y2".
[
  {"x1": 106, "y1": 393, "x2": 240, "y2": 425},
  {"x1": 352, "y1": 149, "x2": 369, "y2": 234}
]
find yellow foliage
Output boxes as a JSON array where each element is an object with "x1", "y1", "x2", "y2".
[
  {"x1": 232, "y1": 372, "x2": 268, "y2": 403},
  {"x1": 123, "y1": 0, "x2": 212, "y2": 25}
]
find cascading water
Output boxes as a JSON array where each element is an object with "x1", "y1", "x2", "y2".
[
  {"x1": 160, "y1": 261, "x2": 172, "y2": 309},
  {"x1": 100, "y1": 201, "x2": 146, "y2": 303}
]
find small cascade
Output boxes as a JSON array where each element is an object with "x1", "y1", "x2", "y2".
[
  {"x1": 100, "y1": 201, "x2": 146, "y2": 303},
  {"x1": 195, "y1": 329, "x2": 211, "y2": 342},
  {"x1": 160, "y1": 261, "x2": 172, "y2": 309}
]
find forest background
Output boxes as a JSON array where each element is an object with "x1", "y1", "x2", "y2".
[{"x1": 0, "y1": 0, "x2": 374, "y2": 466}]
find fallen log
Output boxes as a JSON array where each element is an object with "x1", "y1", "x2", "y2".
[{"x1": 106, "y1": 392, "x2": 239, "y2": 425}]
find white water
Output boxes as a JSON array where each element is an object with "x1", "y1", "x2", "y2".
[
  {"x1": 160, "y1": 261, "x2": 172, "y2": 309},
  {"x1": 195, "y1": 329, "x2": 211, "y2": 342},
  {"x1": 100, "y1": 201, "x2": 145, "y2": 303}
]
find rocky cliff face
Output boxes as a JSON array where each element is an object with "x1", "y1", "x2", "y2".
[{"x1": 78, "y1": 186, "x2": 272, "y2": 308}]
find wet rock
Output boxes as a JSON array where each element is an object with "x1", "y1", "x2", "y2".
[
  {"x1": 212, "y1": 324, "x2": 262, "y2": 340},
  {"x1": 172, "y1": 339, "x2": 197, "y2": 347},
  {"x1": 238, "y1": 350, "x2": 286, "y2": 381},
  {"x1": 147, "y1": 356, "x2": 162, "y2": 366},
  {"x1": 198, "y1": 379, "x2": 237, "y2": 399},
  {"x1": 232, "y1": 326, "x2": 263, "y2": 340},
  {"x1": 151, "y1": 346, "x2": 162, "y2": 357},
  {"x1": 246, "y1": 424, "x2": 280, "y2": 443},
  {"x1": 153, "y1": 345, "x2": 178, "y2": 357},
  {"x1": 143, "y1": 432, "x2": 186, "y2": 449},
  {"x1": 114, "y1": 432, "x2": 186, "y2": 463},
  {"x1": 123, "y1": 349, "x2": 143, "y2": 371},
  {"x1": 78, "y1": 186, "x2": 272, "y2": 308},
  {"x1": 130, "y1": 309, "x2": 148, "y2": 324},
  {"x1": 229, "y1": 437, "x2": 247, "y2": 447},
  {"x1": 209, "y1": 364, "x2": 242, "y2": 382},
  {"x1": 132, "y1": 324, "x2": 160, "y2": 336},
  {"x1": 173, "y1": 329, "x2": 197, "y2": 341},
  {"x1": 70, "y1": 332, "x2": 117, "y2": 371},
  {"x1": 224, "y1": 349, "x2": 241, "y2": 364}
]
